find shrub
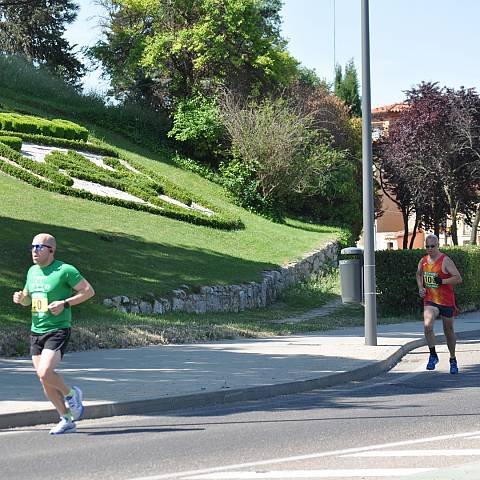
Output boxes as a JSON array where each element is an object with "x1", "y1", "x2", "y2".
[
  {"x1": 219, "y1": 158, "x2": 280, "y2": 219},
  {"x1": 168, "y1": 94, "x2": 227, "y2": 165},
  {"x1": 219, "y1": 95, "x2": 315, "y2": 217},
  {"x1": 0, "y1": 130, "x2": 117, "y2": 156},
  {"x1": 0, "y1": 112, "x2": 88, "y2": 141},
  {"x1": 0, "y1": 135, "x2": 22, "y2": 151},
  {"x1": 375, "y1": 247, "x2": 480, "y2": 314}
]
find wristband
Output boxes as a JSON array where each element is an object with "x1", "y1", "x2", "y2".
[{"x1": 63, "y1": 300, "x2": 71, "y2": 309}]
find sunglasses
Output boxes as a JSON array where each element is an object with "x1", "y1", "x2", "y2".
[
  {"x1": 30, "y1": 244, "x2": 53, "y2": 252},
  {"x1": 425, "y1": 244, "x2": 437, "y2": 248}
]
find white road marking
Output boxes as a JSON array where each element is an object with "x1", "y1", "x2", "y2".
[
  {"x1": 0, "y1": 430, "x2": 26, "y2": 437},
  {"x1": 126, "y1": 430, "x2": 480, "y2": 480},
  {"x1": 345, "y1": 449, "x2": 480, "y2": 457},
  {"x1": 183, "y1": 468, "x2": 435, "y2": 479}
]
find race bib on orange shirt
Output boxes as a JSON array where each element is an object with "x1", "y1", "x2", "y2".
[{"x1": 424, "y1": 271, "x2": 439, "y2": 289}]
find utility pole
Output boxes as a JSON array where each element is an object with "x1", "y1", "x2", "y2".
[{"x1": 361, "y1": 0, "x2": 377, "y2": 346}]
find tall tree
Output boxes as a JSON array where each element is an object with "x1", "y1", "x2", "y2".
[
  {"x1": 334, "y1": 59, "x2": 361, "y2": 117},
  {"x1": 0, "y1": 0, "x2": 84, "y2": 86},
  {"x1": 90, "y1": 0, "x2": 299, "y2": 109},
  {"x1": 376, "y1": 82, "x2": 480, "y2": 247},
  {"x1": 447, "y1": 86, "x2": 480, "y2": 243}
]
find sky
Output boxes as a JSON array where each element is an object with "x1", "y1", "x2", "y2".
[{"x1": 65, "y1": 0, "x2": 480, "y2": 108}]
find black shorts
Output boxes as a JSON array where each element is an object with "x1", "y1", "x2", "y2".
[
  {"x1": 425, "y1": 301, "x2": 455, "y2": 318},
  {"x1": 30, "y1": 328, "x2": 71, "y2": 358}
]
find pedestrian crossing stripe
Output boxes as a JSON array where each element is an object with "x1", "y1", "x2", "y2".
[{"x1": 183, "y1": 468, "x2": 435, "y2": 479}]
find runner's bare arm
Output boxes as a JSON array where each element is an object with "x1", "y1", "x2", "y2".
[
  {"x1": 443, "y1": 257, "x2": 462, "y2": 285},
  {"x1": 416, "y1": 259, "x2": 426, "y2": 297},
  {"x1": 68, "y1": 279, "x2": 95, "y2": 305},
  {"x1": 48, "y1": 279, "x2": 95, "y2": 315},
  {"x1": 12, "y1": 289, "x2": 31, "y2": 306}
]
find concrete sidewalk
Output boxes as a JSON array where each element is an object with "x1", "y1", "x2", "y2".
[{"x1": 1, "y1": 311, "x2": 480, "y2": 430}]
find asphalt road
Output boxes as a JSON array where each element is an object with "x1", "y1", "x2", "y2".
[{"x1": 2, "y1": 340, "x2": 480, "y2": 480}]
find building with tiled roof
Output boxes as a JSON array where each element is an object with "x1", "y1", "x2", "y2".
[
  {"x1": 370, "y1": 102, "x2": 475, "y2": 249},
  {"x1": 371, "y1": 102, "x2": 409, "y2": 141}
]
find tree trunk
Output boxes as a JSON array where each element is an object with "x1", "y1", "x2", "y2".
[
  {"x1": 402, "y1": 210, "x2": 409, "y2": 249},
  {"x1": 450, "y1": 204, "x2": 459, "y2": 246},
  {"x1": 470, "y1": 204, "x2": 480, "y2": 245},
  {"x1": 409, "y1": 214, "x2": 419, "y2": 249}
]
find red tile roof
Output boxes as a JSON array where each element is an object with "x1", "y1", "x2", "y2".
[{"x1": 372, "y1": 103, "x2": 409, "y2": 114}]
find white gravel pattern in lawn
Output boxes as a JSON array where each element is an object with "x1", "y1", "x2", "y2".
[
  {"x1": 17, "y1": 143, "x2": 214, "y2": 215},
  {"x1": 71, "y1": 178, "x2": 148, "y2": 204}
]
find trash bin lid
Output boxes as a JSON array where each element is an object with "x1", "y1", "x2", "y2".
[{"x1": 340, "y1": 247, "x2": 363, "y2": 255}]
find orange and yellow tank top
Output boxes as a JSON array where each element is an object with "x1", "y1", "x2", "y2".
[{"x1": 422, "y1": 253, "x2": 455, "y2": 307}]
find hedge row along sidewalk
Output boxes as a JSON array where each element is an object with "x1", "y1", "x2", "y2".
[
  {"x1": 374, "y1": 246, "x2": 480, "y2": 314},
  {"x1": 0, "y1": 113, "x2": 244, "y2": 230}
]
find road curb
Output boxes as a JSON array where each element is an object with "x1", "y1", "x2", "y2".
[{"x1": 2, "y1": 329, "x2": 479, "y2": 430}]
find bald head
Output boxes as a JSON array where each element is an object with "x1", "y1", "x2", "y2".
[
  {"x1": 32, "y1": 233, "x2": 56, "y2": 252},
  {"x1": 425, "y1": 234, "x2": 439, "y2": 247}
]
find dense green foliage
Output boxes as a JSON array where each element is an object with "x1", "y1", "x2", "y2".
[
  {"x1": 0, "y1": 112, "x2": 88, "y2": 140},
  {"x1": 168, "y1": 94, "x2": 227, "y2": 164},
  {"x1": 376, "y1": 247, "x2": 480, "y2": 314},
  {"x1": 219, "y1": 90, "x2": 363, "y2": 232},
  {"x1": 0, "y1": 134, "x2": 21, "y2": 151},
  {"x1": 334, "y1": 60, "x2": 361, "y2": 117},
  {"x1": 0, "y1": 1, "x2": 84, "y2": 85},
  {"x1": 89, "y1": 0, "x2": 298, "y2": 108}
]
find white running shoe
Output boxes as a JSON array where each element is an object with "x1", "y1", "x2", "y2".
[
  {"x1": 66, "y1": 386, "x2": 84, "y2": 421},
  {"x1": 49, "y1": 416, "x2": 76, "y2": 435}
]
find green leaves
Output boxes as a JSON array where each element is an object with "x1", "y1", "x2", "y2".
[
  {"x1": 90, "y1": 0, "x2": 297, "y2": 108},
  {"x1": 0, "y1": 112, "x2": 88, "y2": 140}
]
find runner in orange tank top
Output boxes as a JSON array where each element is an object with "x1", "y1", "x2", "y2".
[{"x1": 416, "y1": 234, "x2": 462, "y2": 374}]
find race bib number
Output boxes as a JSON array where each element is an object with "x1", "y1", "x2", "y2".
[
  {"x1": 424, "y1": 272, "x2": 439, "y2": 289},
  {"x1": 31, "y1": 292, "x2": 49, "y2": 315}
]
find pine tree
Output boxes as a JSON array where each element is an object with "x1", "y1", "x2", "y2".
[
  {"x1": 333, "y1": 59, "x2": 361, "y2": 117},
  {"x1": 0, "y1": 0, "x2": 84, "y2": 86}
]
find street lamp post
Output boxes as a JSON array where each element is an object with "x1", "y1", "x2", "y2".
[{"x1": 361, "y1": 0, "x2": 377, "y2": 346}]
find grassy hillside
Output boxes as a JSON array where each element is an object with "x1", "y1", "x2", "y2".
[{"x1": 0, "y1": 69, "x2": 345, "y2": 328}]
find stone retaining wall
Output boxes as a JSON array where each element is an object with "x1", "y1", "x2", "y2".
[{"x1": 103, "y1": 241, "x2": 339, "y2": 315}]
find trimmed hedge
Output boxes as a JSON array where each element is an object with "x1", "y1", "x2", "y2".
[
  {"x1": 0, "y1": 112, "x2": 88, "y2": 141},
  {"x1": 0, "y1": 142, "x2": 244, "y2": 230},
  {"x1": 375, "y1": 247, "x2": 480, "y2": 314},
  {"x1": 0, "y1": 130, "x2": 118, "y2": 157},
  {"x1": 0, "y1": 135, "x2": 22, "y2": 151}
]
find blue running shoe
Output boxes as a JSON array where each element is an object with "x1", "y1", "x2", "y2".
[
  {"x1": 66, "y1": 386, "x2": 84, "y2": 421},
  {"x1": 450, "y1": 358, "x2": 459, "y2": 374},
  {"x1": 426, "y1": 354, "x2": 439, "y2": 370},
  {"x1": 49, "y1": 416, "x2": 76, "y2": 435}
]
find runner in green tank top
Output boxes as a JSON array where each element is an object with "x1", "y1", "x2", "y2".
[{"x1": 13, "y1": 233, "x2": 95, "y2": 434}]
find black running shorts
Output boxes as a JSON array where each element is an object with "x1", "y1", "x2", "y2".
[
  {"x1": 30, "y1": 328, "x2": 71, "y2": 358},
  {"x1": 425, "y1": 301, "x2": 455, "y2": 318}
]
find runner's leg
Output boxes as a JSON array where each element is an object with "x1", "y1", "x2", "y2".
[
  {"x1": 33, "y1": 349, "x2": 70, "y2": 416},
  {"x1": 442, "y1": 316, "x2": 456, "y2": 358},
  {"x1": 424, "y1": 306, "x2": 439, "y2": 348}
]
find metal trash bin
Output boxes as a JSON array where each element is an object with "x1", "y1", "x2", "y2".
[{"x1": 339, "y1": 247, "x2": 363, "y2": 304}]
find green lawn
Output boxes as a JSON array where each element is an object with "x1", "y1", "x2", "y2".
[
  {"x1": 0, "y1": 92, "x2": 343, "y2": 327},
  {"x1": 0, "y1": 62, "x2": 422, "y2": 358}
]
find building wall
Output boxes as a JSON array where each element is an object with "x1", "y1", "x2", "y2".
[{"x1": 376, "y1": 195, "x2": 404, "y2": 233}]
